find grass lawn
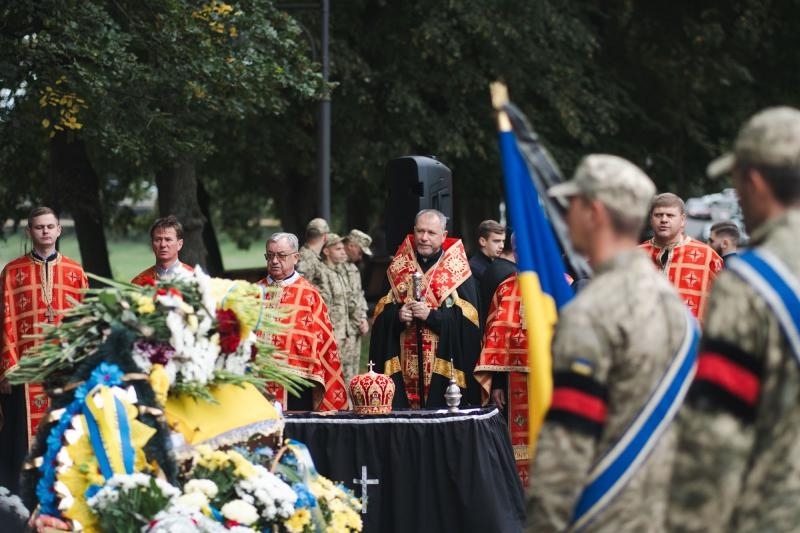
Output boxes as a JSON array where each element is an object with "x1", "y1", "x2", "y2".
[
  {"x1": 0, "y1": 224, "x2": 372, "y2": 373},
  {"x1": 0, "y1": 226, "x2": 267, "y2": 282}
]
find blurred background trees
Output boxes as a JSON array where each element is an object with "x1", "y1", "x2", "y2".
[{"x1": 0, "y1": 0, "x2": 795, "y2": 274}]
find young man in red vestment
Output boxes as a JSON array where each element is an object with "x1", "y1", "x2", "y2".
[
  {"x1": 639, "y1": 193, "x2": 723, "y2": 322},
  {"x1": 474, "y1": 269, "x2": 531, "y2": 486},
  {"x1": 131, "y1": 216, "x2": 194, "y2": 285},
  {"x1": 0, "y1": 207, "x2": 88, "y2": 493},
  {"x1": 257, "y1": 232, "x2": 347, "y2": 412},
  {"x1": 370, "y1": 209, "x2": 482, "y2": 408}
]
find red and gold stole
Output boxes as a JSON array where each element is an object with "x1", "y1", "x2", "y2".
[
  {"x1": 1, "y1": 253, "x2": 88, "y2": 446},
  {"x1": 384, "y1": 236, "x2": 472, "y2": 407}
]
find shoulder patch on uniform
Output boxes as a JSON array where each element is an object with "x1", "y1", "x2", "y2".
[{"x1": 569, "y1": 357, "x2": 594, "y2": 377}]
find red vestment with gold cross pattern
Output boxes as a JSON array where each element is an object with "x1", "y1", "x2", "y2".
[
  {"x1": 474, "y1": 273, "x2": 530, "y2": 486},
  {"x1": 1, "y1": 253, "x2": 88, "y2": 445},
  {"x1": 256, "y1": 275, "x2": 348, "y2": 411}
]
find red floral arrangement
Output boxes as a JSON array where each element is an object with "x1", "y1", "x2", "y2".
[{"x1": 216, "y1": 308, "x2": 242, "y2": 353}]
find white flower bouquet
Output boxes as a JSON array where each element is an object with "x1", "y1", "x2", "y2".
[{"x1": 8, "y1": 268, "x2": 308, "y2": 402}]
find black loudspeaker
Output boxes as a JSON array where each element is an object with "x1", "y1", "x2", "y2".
[{"x1": 384, "y1": 156, "x2": 453, "y2": 256}]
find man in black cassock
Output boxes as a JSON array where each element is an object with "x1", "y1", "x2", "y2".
[{"x1": 369, "y1": 209, "x2": 482, "y2": 408}]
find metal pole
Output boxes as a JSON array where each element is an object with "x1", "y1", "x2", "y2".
[{"x1": 317, "y1": 0, "x2": 331, "y2": 221}]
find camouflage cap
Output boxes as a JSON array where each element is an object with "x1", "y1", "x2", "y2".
[
  {"x1": 345, "y1": 229, "x2": 373, "y2": 256},
  {"x1": 306, "y1": 217, "x2": 330, "y2": 233},
  {"x1": 548, "y1": 154, "x2": 656, "y2": 220},
  {"x1": 324, "y1": 233, "x2": 343, "y2": 247},
  {"x1": 708, "y1": 106, "x2": 800, "y2": 177}
]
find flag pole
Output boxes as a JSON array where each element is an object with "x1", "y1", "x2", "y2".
[{"x1": 490, "y1": 81, "x2": 554, "y2": 462}]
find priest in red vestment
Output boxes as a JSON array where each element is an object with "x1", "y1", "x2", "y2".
[
  {"x1": 474, "y1": 273, "x2": 529, "y2": 486},
  {"x1": 370, "y1": 209, "x2": 482, "y2": 409},
  {"x1": 257, "y1": 232, "x2": 347, "y2": 411},
  {"x1": 131, "y1": 215, "x2": 194, "y2": 285},
  {"x1": 0, "y1": 207, "x2": 88, "y2": 493},
  {"x1": 639, "y1": 193, "x2": 723, "y2": 321}
]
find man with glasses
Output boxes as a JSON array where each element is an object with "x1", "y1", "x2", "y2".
[{"x1": 257, "y1": 232, "x2": 347, "y2": 411}]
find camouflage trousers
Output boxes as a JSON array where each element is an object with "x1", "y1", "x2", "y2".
[{"x1": 339, "y1": 335, "x2": 361, "y2": 385}]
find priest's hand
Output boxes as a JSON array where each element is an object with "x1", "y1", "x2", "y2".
[
  {"x1": 491, "y1": 388, "x2": 506, "y2": 410},
  {"x1": 399, "y1": 303, "x2": 415, "y2": 325},
  {"x1": 408, "y1": 301, "x2": 431, "y2": 321},
  {"x1": 359, "y1": 319, "x2": 369, "y2": 335},
  {"x1": 0, "y1": 378, "x2": 10, "y2": 394}
]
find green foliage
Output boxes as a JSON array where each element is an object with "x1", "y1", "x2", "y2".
[
  {"x1": 92, "y1": 477, "x2": 176, "y2": 533},
  {"x1": 0, "y1": 0, "x2": 324, "y2": 231},
  {"x1": 0, "y1": 0, "x2": 797, "y2": 245}
]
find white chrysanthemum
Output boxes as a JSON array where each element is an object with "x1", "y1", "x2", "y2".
[
  {"x1": 174, "y1": 491, "x2": 209, "y2": 510},
  {"x1": 220, "y1": 499, "x2": 259, "y2": 526},
  {"x1": 166, "y1": 311, "x2": 185, "y2": 353},
  {"x1": 193, "y1": 267, "x2": 218, "y2": 315},
  {"x1": 164, "y1": 360, "x2": 178, "y2": 385},
  {"x1": 223, "y1": 352, "x2": 249, "y2": 375},
  {"x1": 145, "y1": 504, "x2": 228, "y2": 533},
  {"x1": 234, "y1": 466, "x2": 297, "y2": 521},
  {"x1": 184, "y1": 479, "x2": 218, "y2": 499}
]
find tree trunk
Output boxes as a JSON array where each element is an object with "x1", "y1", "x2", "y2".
[
  {"x1": 49, "y1": 133, "x2": 112, "y2": 282},
  {"x1": 197, "y1": 179, "x2": 224, "y2": 276},
  {"x1": 276, "y1": 167, "x2": 316, "y2": 237},
  {"x1": 155, "y1": 157, "x2": 207, "y2": 269}
]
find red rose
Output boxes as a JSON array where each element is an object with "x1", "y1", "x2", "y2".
[{"x1": 217, "y1": 308, "x2": 241, "y2": 353}]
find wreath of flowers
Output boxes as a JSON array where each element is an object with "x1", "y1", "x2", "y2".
[{"x1": 8, "y1": 268, "x2": 308, "y2": 402}]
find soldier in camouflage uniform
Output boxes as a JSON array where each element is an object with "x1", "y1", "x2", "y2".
[
  {"x1": 297, "y1": 217, "x2": 329, "y2": 287},
  {"x1": 342, "y1": 229, "x2": 372, "y2": 374},
  {"x1": 317, "y1": 234, "x2": 359, "y2": 383},
  {"x1": 527, "y1": 155, "x2": 692, "y2": 532},
  {"x1": 669, "y1": 107, "x2": 800, "y2": 532}
]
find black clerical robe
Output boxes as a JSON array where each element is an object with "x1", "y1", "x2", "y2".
[{"x1": 370, "y1": 236, "x2": 482, "y2": 409}]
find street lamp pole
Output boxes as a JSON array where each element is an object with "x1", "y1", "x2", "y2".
[
  {"x1": 279, "y1": 1, "x2": 331, "y2": 221},
  {"x1": 318, "y1": 0, "x2": 331, "y2": 222}
]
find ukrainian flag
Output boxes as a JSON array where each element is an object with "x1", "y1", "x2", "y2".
[{"x1": 492, "y1": 83, "x2": 574, "y2": 459}]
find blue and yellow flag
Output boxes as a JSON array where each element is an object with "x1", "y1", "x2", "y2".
[{"x1": 491, "y1": 83, "x2": 574, "y2": 459}]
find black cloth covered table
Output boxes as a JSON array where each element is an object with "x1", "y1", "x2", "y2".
[{"x1": 283, "y1": 407, "x2": 525, "y2": 533}]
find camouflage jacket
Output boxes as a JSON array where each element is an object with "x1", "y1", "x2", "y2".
[
  {"x1": 527, "y1": 248, "x2": 690, "y2": 533},
  {"x1": 297, "y1": 246, "x2": 323, "y2": 287},
  {"x1": 669, "y1": 209, "x2": 800, "y2": 533},
  {"x1": 343, "y1": 262, "x2": 368, "y2": 333},
  {"x1": 317, "y1": 262, "x2": 355, "y2": 341}
]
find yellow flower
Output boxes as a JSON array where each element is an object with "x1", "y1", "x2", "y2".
[
  {"x1": 41, "y1": 118, "x2": 50, "y2": 129},
  {"x1": 285, "y1": 508, "x2": 311, "y2": 533},
  {"x1": 149, "y1": 364, "x2": 170, "y2": 405},
  {"x1": 228, "y1": 449, "x2": 257, "y2": 478},
  {"x1": 135, "y1": 294, "x2": 155, "y2": 314}
]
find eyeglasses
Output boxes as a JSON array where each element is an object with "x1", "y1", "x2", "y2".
[{"x1": 264, "y1": 251, "x2": 298, "y2": 261}]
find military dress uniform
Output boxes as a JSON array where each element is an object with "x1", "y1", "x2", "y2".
[
  {"x1": 527, "y1": 249, "x2": 691, "y2": 532},
  {"x1": 318, "y1": 262, "x2": 358, "y2": 383},
  {"x1": 669, "y1": 209, "x2": 800, "y2": 532}
]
